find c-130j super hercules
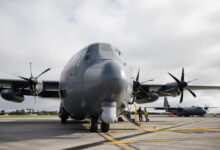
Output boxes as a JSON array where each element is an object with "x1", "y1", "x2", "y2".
[{"x1": 0, "y1": 43, "x2": 220, "y2": 132}]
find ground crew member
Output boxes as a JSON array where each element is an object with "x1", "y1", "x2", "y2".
[
  {"x1": 137, "y1": 107, "x2": 143, "y2": 122},
  {"x1": 144, "y1": 107, "x2": 149, "y2": 122}
]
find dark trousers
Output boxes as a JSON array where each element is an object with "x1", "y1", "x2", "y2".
[{"x1": 139, "y1": 114, "x2": 143, "y2": 122}]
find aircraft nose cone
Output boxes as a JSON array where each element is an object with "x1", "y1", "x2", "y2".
[{"x1": 102, "y1": 61, "x2": 126, "y2": 94}]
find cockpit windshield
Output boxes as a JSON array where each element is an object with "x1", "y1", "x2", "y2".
[
  {"x1": 84, "y1": 43, "x2": 121, "y2": 62},
  {"x1": 85, "y1": 44, "x2": 99, "y2": 61}
]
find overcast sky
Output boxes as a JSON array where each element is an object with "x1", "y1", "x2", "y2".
[{"x1": 0, "y1": 0, "x2": 220, "y2": 113}]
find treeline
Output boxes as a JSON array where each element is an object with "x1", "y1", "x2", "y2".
[{"x1": 0, "y1": 109, "x2": 58, "y2": 115}]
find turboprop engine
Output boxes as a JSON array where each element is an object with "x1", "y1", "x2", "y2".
[
  {"x1": 135, "y1": 92, "x2": 159, "y2": 104},
  {"x1": 1, "y1": 89, "x2": 24, "y2": 103}
]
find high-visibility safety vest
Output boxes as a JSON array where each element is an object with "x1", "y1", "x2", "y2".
[{"x1": 144, "y1": 109, "x2": 148, "y2": 116}]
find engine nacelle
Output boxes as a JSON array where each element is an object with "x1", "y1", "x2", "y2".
[
  {"x1": 135, "y1": 92, "x2": 159, "y2": 104},
  {"x1": 1, "y1": 89, "x2": 24, "y2": 103}
]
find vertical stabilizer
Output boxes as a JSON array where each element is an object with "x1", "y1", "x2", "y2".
[{"x1": 164, "y1": 97, "x2": 170, "y2": 110}]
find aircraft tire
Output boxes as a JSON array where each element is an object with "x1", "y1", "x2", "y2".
[
  {"x1": 90, "y1": 118, "x2": 98, "y2": 132},
  {"x1": 101, "y1": 121, "x2": 109, "y2": 132}
]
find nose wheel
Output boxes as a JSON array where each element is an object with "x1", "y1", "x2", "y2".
[
  {"x1": 101, "y1": 121, "x2": 109, "y2": 132},
  {"x1": 90, "y1": 117, "x2": 98, "y2": 132}
]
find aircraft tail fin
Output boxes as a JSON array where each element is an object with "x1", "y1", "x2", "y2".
[{"x1": 164, "y1": 97, "x2": 170, "y2": 110}]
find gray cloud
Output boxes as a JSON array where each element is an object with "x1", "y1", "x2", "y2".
[{"x1": 0, "y1": 0, "x2": 220, "y2": 112}]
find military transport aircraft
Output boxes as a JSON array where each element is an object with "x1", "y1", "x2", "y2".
[
  {"x1": 0, "y1": 43, "x2": 220, "y2": 132},
  {"x1": 151, "y1": 97, "x2": 217, "y2": 117}
]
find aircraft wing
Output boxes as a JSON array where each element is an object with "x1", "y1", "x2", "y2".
[
  {"x1": 142, "y1": 84, "x2": 220, "y2": 91},
  {"x1": 187, "y1": 85, "x2": 220, "y2": 90},
  {"x1": 146, "y1": 107, "x2": 180, "y2": 112},
  {"x1": 141, "y1": 84, "x2": 164, "y2": 91},
  {"x1": 140, "y1": 84, "x2": 220, "y2": 97},
  {"x1": 146, "y1": 107, "x2": 166, "y2": 110},
  {"x1": 0, "y1": 79, "x2": 60, "y2": 98}
]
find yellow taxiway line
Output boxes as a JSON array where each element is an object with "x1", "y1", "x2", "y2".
[
  {"x1": 104, "y1": 136, "x2": 220, "y2": 145},
  {"x1": 82, "y1": 123, "x2": 135, "y2": 150},
  {"x1": 100, "y1": 132, "x2": 135, "y2": 150}
]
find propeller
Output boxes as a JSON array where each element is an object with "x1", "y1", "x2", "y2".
[
  {"x1": 204, "y1": 104, "x2": 209, "y2": 111},
  {"x1": 168, "y1": 68, "x2": 197, "y2": 103},
  {"x1": 16, "y1": 60, "x2": 51, "y2": 103},
  {"x1": 131, "y1": 69, "x2": 153, "y2": 104}
]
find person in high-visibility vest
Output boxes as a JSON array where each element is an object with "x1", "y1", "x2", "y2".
[{"x1": 144, "y1": 107, "x2": 149, "y2": 122}]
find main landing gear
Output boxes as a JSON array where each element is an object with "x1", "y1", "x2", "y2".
[
  {"x1": 59, "y1": 104, "x2": 69, "y2": 124},
  {"x1": 89, "y1": 117, "x2": 110, "y2": 132}
]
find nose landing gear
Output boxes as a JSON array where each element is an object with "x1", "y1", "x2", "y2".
[
  {"x1": 59, "y1": 104, "x2": 69, "y2": 124},
  {"x1": 101, "y1": 121, "x2": 109, "y2": 132},
  {"x1": 89, "y1": 117, "x2": 110, "y2": 132},
  {"x1": 90, "y1": 117, "x2": 98, "y2": 132}
]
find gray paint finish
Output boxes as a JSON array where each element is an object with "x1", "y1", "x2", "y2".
[{"x1": 59, "y1": 43, "x2": 133, "y2": 120}]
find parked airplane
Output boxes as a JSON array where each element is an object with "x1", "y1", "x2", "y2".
[
  {"x1": 151, "y1": 97, "x2": 216, "y2": 117},
  {"x1": 0, "y1": 43, "x2": 220, "y2": 132}
]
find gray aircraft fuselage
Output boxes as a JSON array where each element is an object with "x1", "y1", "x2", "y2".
[
  {"x1": 161, "y1": 97, "x2": 207, "y2": 117},
  {"x1": 59, "y1": 43, "x2": 133, "y2": 121},
  {"x1": 173, "y1": 107, "x2": 207, "y2": 117}
]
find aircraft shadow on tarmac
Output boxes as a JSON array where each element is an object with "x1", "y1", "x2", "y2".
[{"x1": 0, "y1": 120, "x2": 90, "y2": 143}]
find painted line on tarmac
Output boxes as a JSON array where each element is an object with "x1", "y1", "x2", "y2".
[
  {"x1": 104, "y1": 136, "x2": 220, "y2": 145},
  {"x1": 81, "y1": 123, "x2": 137, "y2": 150},
  {"x1": 157, "y1": 127, "x2": 220, "y2": 132},
  {"x1": 100, "y1": 132, "x2": 135, "y2": 150}
]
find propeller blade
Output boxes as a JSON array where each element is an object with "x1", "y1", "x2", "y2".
[
  {"x1": 181, "y1": 68, "x2": 184, "y2": 82},
  {"x1": 36, "y1": 68, "x2": 51, "y2": 79},
  {"x1": 132, "y1": 97, "x2": 136, "y2": 103},
  {"x1": 17, "y1": 76, "x2": 29, "y2": 81},
  {"x1": 20, "y1": 83, "x2": 30, "y2": 92},
  {"x1": 141, "y1": 79, "x2": 154, "y2": 84},
  {"x1": 29, "y1": 60, "x2": 33, "y2": 77},
  {"x1": 32, "y1": 85, "x2": 37, "y2": 104},
  {"x1": 136, "y1": 69, "x2": 140, "y2": 82},
  {"x1": 187, "y1": 79, "x2": 197, "y2": 83},
  {"x1": 187, "y1": 88, "x2": 196, "y2": 98},
  {"x1": 168, "y1": 73, "x2": 181, "y2": 84},
  {"x1": 180, "y1": 92, "x2": 184, "y2": 103}
]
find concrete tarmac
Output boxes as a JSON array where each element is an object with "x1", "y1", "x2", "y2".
[{"x1": 0, "y1": 115, "x2": 220, "y2": 150}]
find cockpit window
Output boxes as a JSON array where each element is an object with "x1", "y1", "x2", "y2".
[
  {"x1": 99, "y1": 44, "x2": 115, "y2": 59},
  {"x1": 113, "y1": 47, "x2": 121, "y2": 56},
  {"x1": 85, "y1": 44, "x2": 99, "y2": 60}
]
